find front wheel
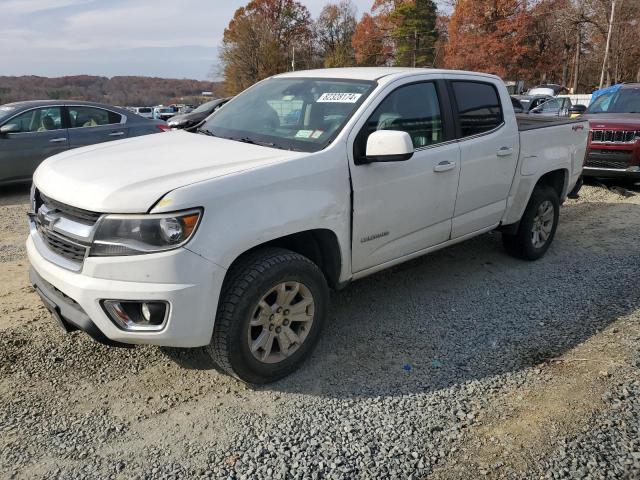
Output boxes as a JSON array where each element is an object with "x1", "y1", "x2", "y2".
[
  {"x1": 502, "y1": 185, "x2": 560, "y2": 260},
  {"x1": 206, "y1": 248, "x2": 328, "y2": 384}
]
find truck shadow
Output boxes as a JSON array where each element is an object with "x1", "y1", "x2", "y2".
[
  {"x1": 164, "y1": 199, "x2": 640, "y2": 399},
  {"x1": 268, "y1": 199, "x2": 640, "y2": 398}
]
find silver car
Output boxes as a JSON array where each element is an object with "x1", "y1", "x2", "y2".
[{"x1": 0, "y1": 100, "x2": 169, "y2": 186}]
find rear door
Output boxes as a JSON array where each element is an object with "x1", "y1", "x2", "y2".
[
  {"x1": 349, "y1": 77, "x2": 461, "y2": 272},
  {"x1": 66, "y1": 105, "x2": 129, "y2": 148},
  {"x1": 0, "y1": 106, "x2": 68, "y2": 183},
  {"x1": 448, "y1": 78, "x2": 519, "y2": 238}
]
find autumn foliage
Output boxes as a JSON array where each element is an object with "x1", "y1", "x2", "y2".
[{"x1": 219, "y1": 0, "x2": 640, "y2": 95}]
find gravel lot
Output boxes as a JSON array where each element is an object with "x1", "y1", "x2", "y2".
[{"x1": 1, "y1": 182, "x2": 639, "y2": 479}]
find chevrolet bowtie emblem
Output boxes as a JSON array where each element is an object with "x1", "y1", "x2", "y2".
[{"x1": 37, "y1": 207, "x2": 59, "y2": 230}]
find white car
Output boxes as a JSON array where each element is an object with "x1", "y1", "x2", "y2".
[
  {"x1": 132, "y1": 107, "x2": 153, "y2": 119},
  {"x1": 27, "y1": 68, "x2": 588, "y2": 383}
]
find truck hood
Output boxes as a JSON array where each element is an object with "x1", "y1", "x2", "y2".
[
  {"x1": 34, "y1": 130, "x2": 304, "y2": 213},
  {"x1": 583, "y1": 113, "x2": 640, "y2": 129}
]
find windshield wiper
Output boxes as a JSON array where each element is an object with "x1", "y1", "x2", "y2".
[
  {"x1": 228, "y1": 136, "x2": 278, "y2": 148},
  {"x1": 196, "y1": 128, "x2": 217, "y2": 137}
]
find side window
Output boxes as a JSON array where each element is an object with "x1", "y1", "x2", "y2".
[
  {"x1": 356, "y1": 82, "x2": 444, "y2": 158},
  {"x1": 7, "y1": 107, "x2": 63, "y2": 133},
  {"x1": 540, "y1": 98, "x2": 561, "y2": 112},
  {"x1": 68, "y1": 107, "x2": 121, "y2": 128},
  {"x1": 452, "y1": 81, "x2": 503, "y2": 137}
]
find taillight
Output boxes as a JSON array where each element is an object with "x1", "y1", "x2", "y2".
[{"x1": 156, "y1": 124, "x2": 171, "y2": 132}]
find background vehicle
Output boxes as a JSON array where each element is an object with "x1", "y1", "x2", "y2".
[
  {"x1": 581, "y1": 83, "x2": 640, "y2": 181},
  {"x1": 529, "y1": 96, "x2": 572, "y2": 117},
  {"x1": 153, "y1": 106, "x2": 177, "y2": 121},
  {"x1": 528, "y1": 84, "x2": 568, "y2": 96},
  {"x1": 27, "y1": 68, "x2": 588, "y2": 384},
  {"x1": 0, "y1": 100, "x2": 169, "y2": 185},
  {"x1": 132, "y1": 107, "x2": 153, "y2": 119},
  {"x1": 512, "y1": 94, "x2": 553, "y2": 113},
  {"x1": 167, "y1": 97, "x2": 232, "y2": 132}
]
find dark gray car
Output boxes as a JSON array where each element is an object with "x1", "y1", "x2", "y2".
[{"x1": 0, "y1": 100, "x2": 169, "y2": 186}]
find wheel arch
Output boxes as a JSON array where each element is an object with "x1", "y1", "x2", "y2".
[
  {"x1": 500, "y1": 168, "x2": 568, "y2": 234},
  {"x1": 223, "y1": 229, "x2": 344, "y2": 290},
  {"x1": 535, "y1": 168, "x2": 568, "y2": 200}
]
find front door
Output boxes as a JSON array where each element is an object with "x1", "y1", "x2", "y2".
[
  {"x1": 349, "y1": 80, "x2": 461, "y2": 272},
  {"x1": 0, "y1": 106, "x2": 68, "y2": 183}
]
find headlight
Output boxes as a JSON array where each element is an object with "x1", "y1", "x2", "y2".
[{"x1": 90, "y1": 209, "x2": 201, "y2": 256}]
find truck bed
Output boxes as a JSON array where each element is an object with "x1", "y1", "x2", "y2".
[{"x1": 516, "y1": 114, "x2": 585, "y2": 132}]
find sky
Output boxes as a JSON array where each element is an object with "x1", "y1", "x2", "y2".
[{"x1": 0, "y1": 0, "x2": 384, "y2": 80}]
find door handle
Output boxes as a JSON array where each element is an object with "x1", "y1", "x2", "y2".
[
  {"x1": 497, "y1": 147, "x2": 514, "y2": 157},
  {"x1": 433, "y1": 161, "x2": 457, "y2": 172},
  {"x1": 108, "y1": 131, "x2": 125, "y2": 137},
  {"x1": 49, "y1": 138, "x2": 66, "y2": 143}
]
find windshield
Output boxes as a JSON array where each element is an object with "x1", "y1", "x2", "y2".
[
  {"x1": 200, "y1": 77, "x2": 376, "y2": 152},
  {"x1": 192, "y1": 100, "x2": 219, "y2": 114},
  {"x1": 586, "y1": 87, "x2": 640, "y2": 114}
]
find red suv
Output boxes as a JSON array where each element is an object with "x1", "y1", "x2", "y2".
[{"x1": 582, "y1": 84, "x2": 640, "y2": 181}]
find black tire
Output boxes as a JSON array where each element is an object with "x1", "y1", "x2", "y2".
[
  {"x1": 502, "y1": 185, "x2": 560, "y2": 260},
  {"x1": 206, "y1": 247, "x2": 329, "y2": 384}
]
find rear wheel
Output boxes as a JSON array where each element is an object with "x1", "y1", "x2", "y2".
[
  {"x1": 502, "y1": 185, "x2": 559, "y2": 260},
  {"x1": 206, "y1": 248, "x2": 328, "y2": 384}
]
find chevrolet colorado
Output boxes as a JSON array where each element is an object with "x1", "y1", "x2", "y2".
[{"x1": 27, "y1": 68, "x2": 588, "y2": 383}]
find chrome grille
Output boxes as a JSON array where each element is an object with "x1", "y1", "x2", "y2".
[
  {"x1": 33, "y1": 189, "x2": 98, "y2": 266},
  {"x1": 590, "y1": 129, "x2": 638, "y2": 144},
  {"x1": 37, "y1": 226, "x2": 88, "y2": 262},
  {"x1": 38, "y1": 192, "x2": 102, "y2": 225}
]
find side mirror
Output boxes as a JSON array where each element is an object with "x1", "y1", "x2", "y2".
[
  {"x1": 364, "y1": 130, "x2": 414, "y2": 163},
  {"x1": 0, "y1": 123, "x2": 20, "y2": 134},
  {"x1": 568, "y1": 105, "x2": 587, "y2": 116}
]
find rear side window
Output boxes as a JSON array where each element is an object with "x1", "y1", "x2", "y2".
[
  {"x1": 452, "y1": 81, "x2": 503, "y2": 137},
  {"x1": 68, "y1": 107, "x2": 122, "y2": 128}
]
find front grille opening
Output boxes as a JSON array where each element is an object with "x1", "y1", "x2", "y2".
[
  {"x1": 38, "y1": 227, "x2": 88, "y2": 263},
  {"x1": 37, "y1": 190, "x2": 102, "y2": 225},
  {"x1": 590, "y1": 129, "x2": 639, "y2": 144}
]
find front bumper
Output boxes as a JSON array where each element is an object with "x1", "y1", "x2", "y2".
[
  {"x1": 582, "y1": 166, "x2": 640, "y2": 179},
  {"x1": 27, "y1": 234, "x2": 226, "y2": 348}
]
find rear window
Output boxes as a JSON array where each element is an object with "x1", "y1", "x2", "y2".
[
  {"x1": 138, "y1": 108, "x2": 152, "y2": 113},
  {"x1": 452, "y1": 81, "x2": 503, "y2": 138}
]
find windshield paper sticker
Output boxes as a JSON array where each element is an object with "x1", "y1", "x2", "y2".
[
  {"x1": 295, "y1": 130, "x2": 313, "y2": 138},
  {"x1": 317, "y1": 93, "x2": 362, "y2": 103}
]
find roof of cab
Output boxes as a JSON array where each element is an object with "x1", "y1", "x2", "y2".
[{"x1": 274, "y1": 67, "x2": 501, "y2": 83}]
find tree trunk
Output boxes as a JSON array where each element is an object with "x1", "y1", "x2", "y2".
[
  {"x1": 572, "y1": 27, "x2": 580, "y2": 93},
  {"x1": 562, "y1": 43, "x2": 570, "y2": 86}
]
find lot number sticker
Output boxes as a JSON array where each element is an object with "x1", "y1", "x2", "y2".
[{"x1": 317, "y1": 93, "x2": 362, "y2": 103}]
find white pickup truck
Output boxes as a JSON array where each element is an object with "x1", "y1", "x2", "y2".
[{"x1": 27, "y1": 68, "x2": 588, "y2": 383}]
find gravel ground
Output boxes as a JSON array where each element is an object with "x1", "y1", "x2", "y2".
[{"x1": 1, "y1": 182, "x2": 639, "y2": 479}]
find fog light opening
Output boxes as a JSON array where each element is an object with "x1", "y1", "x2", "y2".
[{"x1": 102, "y1": 300, "x2": 168, "y2": 331}]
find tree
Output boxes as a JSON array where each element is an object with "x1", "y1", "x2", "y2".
[
  {"x1": 353, "y1": 0, "x2": 438, "y2": 67},
  {"x1": 352, "y1": 12, "x2": 393, "y2": 66},
  {"x1": 445, "y1": 0, "x2": 536, "y2": 80},
  {"x1": 315, "y1": 0, "x2": 358, "y2": 67},
  {"x1": 387, "y1": 0, "x2": 438, "y2": 67},
  {"x1": 220, "y1": 0, "x2": 313, "y2": 95}
]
